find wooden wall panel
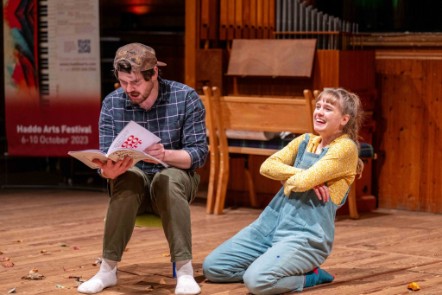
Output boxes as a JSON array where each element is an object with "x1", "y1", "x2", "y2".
[
  {"x1": 196, "y1": 49, "x2": 224, "y2": 92},
  {"x1": 185, "y1": 0, "x2": 197, "y2": 87},
  {"x1": 424, "y1": 61, "x2": 442, "y2": 212},
  {"x1": 339, "y1": 51, "x2": 376, "y2": 91},
  {"x1": 313, "y1": 50, "x2": 340, "y2": 89},
  {"x1": 376, "y1": 50, "x2": 442, "y2": 213}
]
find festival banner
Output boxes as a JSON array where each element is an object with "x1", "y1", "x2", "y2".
[{"x1": 3, "y1": 0, "x2": 101, "y2": 156}]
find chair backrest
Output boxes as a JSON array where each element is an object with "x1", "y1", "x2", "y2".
[
  {"x1": 212, "y1": 89, "x2": 315, "y2": 135},
  {"x1": 303, "y1": 88, "x2": 319, "y2": 133}
]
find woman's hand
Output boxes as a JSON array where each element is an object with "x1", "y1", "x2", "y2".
[
  {"x1": 282, "y1": 176, "x2": 330, "y2": 202},
  {"x1": 313, "y1": 184, "x2": 330, "y2": 202}
]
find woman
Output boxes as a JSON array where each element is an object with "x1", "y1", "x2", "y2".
[{"x1": 203, "y1": 88, "x2": 364, "y2": 294}]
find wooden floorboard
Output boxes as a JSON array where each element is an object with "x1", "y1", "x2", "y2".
[{"x1": 1, "y1": 189, "x2": 442, "y2": 294}]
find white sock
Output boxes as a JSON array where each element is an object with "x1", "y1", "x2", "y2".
[
  {"x1": 175, "y1": 260, "x2": 201, "y2": 295},
  {"x1": 77, "y1": 259, "x2": 118, "y2": 294}
]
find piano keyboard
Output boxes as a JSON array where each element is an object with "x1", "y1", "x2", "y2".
[{"x1": 38, "y1": 0, "x2": 50, "y2": 106}]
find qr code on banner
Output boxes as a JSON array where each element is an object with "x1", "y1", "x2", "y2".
[{"x1": 78, "y1": 39, "x2": 91, "y2": 53}]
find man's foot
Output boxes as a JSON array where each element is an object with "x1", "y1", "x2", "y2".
[
  {"x1": 304, "y1": 267, "x2": 334, "y2": 288},
  {"x1": 175, "y1": 274, "x2": 201, "y2": 295},
  {"x1": 77, "y1": 267, "x2": 117, "y2": 294}
]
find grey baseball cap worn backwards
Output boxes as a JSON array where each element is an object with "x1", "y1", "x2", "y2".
[{"x1": 113, "y1": 43, "x2": 167, "y2": 72}]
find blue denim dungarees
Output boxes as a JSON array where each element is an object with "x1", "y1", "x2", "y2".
[{"x1": 203, "y1": 134, "x2": 347, "y2": 294}]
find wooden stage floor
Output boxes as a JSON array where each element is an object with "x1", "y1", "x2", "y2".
[{"x1": 1, "y1": 189, "x2": 442, "y2": 294}]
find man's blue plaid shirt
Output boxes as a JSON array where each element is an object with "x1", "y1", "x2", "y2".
[{"x1": 99, "y1": 77, "x2": 208, "y2": 173}]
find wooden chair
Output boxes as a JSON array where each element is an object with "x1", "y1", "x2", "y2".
[
  {"x1": 201, "y1": 86, "x2": 220, "y2": 214},
  {"x1": 209, "y1": 86, "x2": 232, "y2": 215},
  {"x1": 208, "y1": 86, "x2": 315, "y2": 214},
  {"x1": 202, "y1": 86, "x2": 246, "y2": 214}
]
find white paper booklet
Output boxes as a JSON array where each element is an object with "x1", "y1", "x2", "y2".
[{"x1": 68, "y1": 121, "x2": 168, "y2": 169}]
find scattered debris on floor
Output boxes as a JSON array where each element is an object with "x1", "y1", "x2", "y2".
[
  {"x1": 407, "y1": 282, "x2": 420, "y2": 291},
  {"x1": 21, "y1": 268, "x2": 45, "y2": 280},
  {"x1": 1, "y1": 256, "x2": 14, "y2": 268}
]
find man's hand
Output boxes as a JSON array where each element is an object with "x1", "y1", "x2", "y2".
[
  {"x1": 92, "y1": 156, "x2": 133, "y2": 179},
  {"x1": 143, "y1": 143, "x2": 166, "y2": 163},
  {"x1": 313, "y1": 184, "x2": 330, "y2": 202}
]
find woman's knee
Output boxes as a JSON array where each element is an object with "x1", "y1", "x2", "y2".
[
  {"x1": 202, "y1": 257, "x2": 220, "y2": 282},
  {"x1": 203, "y1": 254, "x2": 237, "y2": 283},
  {"x1": 243, "y1": 268, "x2": 275, "y2": 295}
]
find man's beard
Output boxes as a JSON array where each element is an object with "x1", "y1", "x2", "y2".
[{"x1": 128, "y1": 91, "x2": 147, "y2": 105}]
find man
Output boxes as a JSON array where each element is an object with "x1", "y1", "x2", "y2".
[{"x1": 77, "y1": 43, "x2": 208, "y2": 295}]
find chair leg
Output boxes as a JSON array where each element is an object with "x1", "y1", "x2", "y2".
[
  {"x1": 206, "y1": 176, "x2": 216, "y2": 214},
  {"x1": 348, "y1": 184, "x2": 359, "y2": 219},
  {"x1": 206, "y1": 152, "x2": 218, "y2": 214},
  {"x1": 214, "y1": 155, "x2": 229, "y2": 215},
  {"x1": 244, "y1": 168, "x2": 258, "y2": 207},
  {"x1": 214, "y1": 170, "x2": 229, "y2": 215},
  {"x1": 243, "y1": 156, "x2": 258, "y2": 208}
]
